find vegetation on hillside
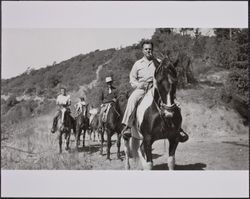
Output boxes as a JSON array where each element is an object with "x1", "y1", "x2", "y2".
[{"x1": 1, "y1": 28, "x2": 248, "y2": 125}]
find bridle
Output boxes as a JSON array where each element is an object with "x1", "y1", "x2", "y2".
[{"x1": 152, "y1": 58, "x2": 178, "y2": 118}]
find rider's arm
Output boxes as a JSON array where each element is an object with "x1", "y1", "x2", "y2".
[
  {"x1": 129, "y1": 62, "x2": 140, "y2": 89},
  {"x1": 100, "y1": 91, "x2": 104, "y2": 104},
  {"x1": 67, "y1": 95, "x2": 71, "y2": 106},
  {"x1": 56, "y1": 96, "x2": 61, "y2": 107}
]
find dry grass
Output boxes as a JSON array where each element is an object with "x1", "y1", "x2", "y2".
[
  {"x1": 1, "y1": 84, "x2": 248, "y2": 170},
  {"x1": 1, "y1": 113, "x2": 92, "y2": 170},
  {"x1": 178, "y1": 87, "x2": 248, "y2": 139}
]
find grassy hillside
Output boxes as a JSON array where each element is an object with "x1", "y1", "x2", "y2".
[{"x1": 1, "y1": 28, "x2": 248, "y2": 126}]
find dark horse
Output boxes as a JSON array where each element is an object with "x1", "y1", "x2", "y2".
[
  {"x1": 57, "y1": 107, "x2": 76, "y2": 153},
  {"x1": 75, "y1": 104, "x2": 90, "y2": 149},
  {"x1": 123, "y1": 57, "x2": 188, "y2": 170},
  {"x1": 99, "y1": 94, "x2": 128, "y2": 160}
]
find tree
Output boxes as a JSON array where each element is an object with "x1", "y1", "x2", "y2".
[{"x1": 180, "y1": 28, "x2": 194, "y2": 36}]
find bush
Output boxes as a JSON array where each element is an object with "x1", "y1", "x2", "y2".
[{"x1": 6, "y1": 95, "x2": 19, "y2": 108}]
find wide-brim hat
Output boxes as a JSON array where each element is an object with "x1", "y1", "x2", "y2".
[{"x1": 105, "y1": 76, "x2": 113, "y2": 83}]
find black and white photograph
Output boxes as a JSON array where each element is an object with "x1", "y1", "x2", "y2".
[{"x1": 1, "y1": 1, "x2": 248, "y2": 198}]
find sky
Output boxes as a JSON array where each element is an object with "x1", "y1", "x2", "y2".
[
  {"x1": 1, "y1": 1, "x2": 247, "y2": 79},
  {"x1": 2, "y1": 28, "x2": 155, "y2": 79}
]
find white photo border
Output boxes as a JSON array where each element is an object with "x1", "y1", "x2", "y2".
[{"x1": 1, "y1": 1, "x2": 249, "y2": 198}]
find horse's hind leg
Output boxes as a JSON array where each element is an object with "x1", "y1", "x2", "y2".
[
  {"x1": 75, "y1": 127, "x2": 80, "y2": 150},
  {"x1": 123, "y1": 137, "x2": 131, "y2": 170},
  {"x1": 83, "y1": 129, "x2": 88, "y2": 147},
  {"x1": 65, "y1": 132, "x2": 70, "y2": 151},
  {"x1": 168, "y1": 139, "x2": 179, "y2": 170}
]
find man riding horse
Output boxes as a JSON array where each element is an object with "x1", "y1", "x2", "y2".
[
  {"x1": 99, "y1": 76, "x2": 118, "y2": 125},
  {"x1": 121, "y1": 40, "x2": 187, "y2": 142},
  {"x1": 51, "y1": 86, "x2": 75, "y2": 134},
  {"x1": 74, "y1": 96, "x2": 87, "y2": 116}
]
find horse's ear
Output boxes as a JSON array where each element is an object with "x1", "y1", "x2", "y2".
[{"x1": 153, "y1": 57, "x2": 161, "y2": 69}]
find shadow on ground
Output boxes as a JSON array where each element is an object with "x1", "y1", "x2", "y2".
[
  {"x1": 221, "y1": 141, "x2": 249, "y2": 148},
  {"x1": 153, "y1": 162, "x2": 207, "y2": 170}
]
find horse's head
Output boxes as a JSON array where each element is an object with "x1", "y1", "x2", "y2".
[
  {"x1": 59, "y1": 107, "x2": 72, "y2": 132},
  {"x1": 61, "y1": 107, "x2": 67, "y2": 124},
  {"x1": 116, "y1": 92, "x2": 129, "y2": 114},
  {"x1": 154, "y1": 57, "x2": 178, "y2": 105}
]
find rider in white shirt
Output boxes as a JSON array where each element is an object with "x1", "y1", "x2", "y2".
[
  {"x1": 74, "y1": 97, "x2": 87, "y2": 116},
  {"x1": 51, "y1": 87, "x2": 72, "y2": 133}
]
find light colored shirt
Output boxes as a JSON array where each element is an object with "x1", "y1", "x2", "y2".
[
  {"x1": 74, "y1": 101, "x2": 86, "y2": 112},
  {"x1": 89, "y1": 108, "x2": 98, "y2": 115},
  {"x1": 56, "y1": 94, "x2": 71, "y2": 106},
  {"x1": 129, "y1": 57, "x2": 161, "y2": 89}
]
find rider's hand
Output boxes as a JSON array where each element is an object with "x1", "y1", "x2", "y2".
[{"x1": 138, "y1": 82, "x2": 147, "y2": 90}]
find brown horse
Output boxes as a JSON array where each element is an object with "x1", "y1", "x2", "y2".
[
  {"x1": 75, "y1": 104, "x2": 90, "y2": 149},
  {"x1": 99, "y1": 94, "x2": 128, "y2": 160},
  {"x1": 123, "y1": 57, "x2": 188, "y2": 170},
  {"x1": 57, "y1": 107, "x2": 76, "y2": 153}
]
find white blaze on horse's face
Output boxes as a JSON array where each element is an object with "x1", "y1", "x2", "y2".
[{"x1": 61, "y1": 107, "x2": 66, "y2": 124}]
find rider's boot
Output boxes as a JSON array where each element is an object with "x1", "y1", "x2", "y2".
[
  {"x1": 51, "y1": 118, "x2": 58, "y2": 133},
  {"x1": 177, "y1": 128, "x2": 189, "y2": 143}
]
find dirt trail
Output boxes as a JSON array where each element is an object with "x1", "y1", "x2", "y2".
[
  {"x1": 1, "y1": 87, "x2": 248, "y2": 170},
  {"x1": 1, "y1": 66, "x2": 248, "y2": 170}
]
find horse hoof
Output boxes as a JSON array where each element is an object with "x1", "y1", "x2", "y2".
[
  {"x1": 125, "y1": 165, "x2": 130, "y2": 170},
  {"x1": 144, "y1": 162, "x2": 153, "y2": 170}
]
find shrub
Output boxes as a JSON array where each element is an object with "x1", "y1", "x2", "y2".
[{"x1": 6, "y1": 95, "x2": 19, "y2": 108}]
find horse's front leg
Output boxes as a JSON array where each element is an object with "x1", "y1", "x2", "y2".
[
  {"x1": 123, "y1": 137, "x2": 131, "y2": 170},
  {"x1": 59, "y1": 132, "x2": 63, "y2": 154},
  {"x1": 106, "y1": 129, "x2": 112, "y2": 160},
  {"x1": 93, "y1": 129, "x2": 96, "y2": 142},
  {"x1": 168, "y1": 138, "x2": 179, "y2": 170},
  {"x1": 65, "y1": 131, "x2": 70, "y2": 151},
  {"x1": 140, "y1": 136, "x2": 153, "y2": 170},
  {"x1": 99, "y1": 127, "x2": 104, "y2": 155},
  {"x1": 116, "y1": 133, "x2": 122, "y2": 159},
  {"x1": 75, "y1": 126, "x2": 81, "y2": 150}
]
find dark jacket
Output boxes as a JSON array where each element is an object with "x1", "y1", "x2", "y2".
[{"x1": 100, "y1": 85, "x2": 118, "y2": 104}]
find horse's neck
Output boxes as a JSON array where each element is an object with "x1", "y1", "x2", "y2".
[{"x1": 153, "y1": 87, "x2": 161, "y2": 106}]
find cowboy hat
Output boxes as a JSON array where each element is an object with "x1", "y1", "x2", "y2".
[{"x1": 105, "y1": 76, "x2": 113, "y2": 83}]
